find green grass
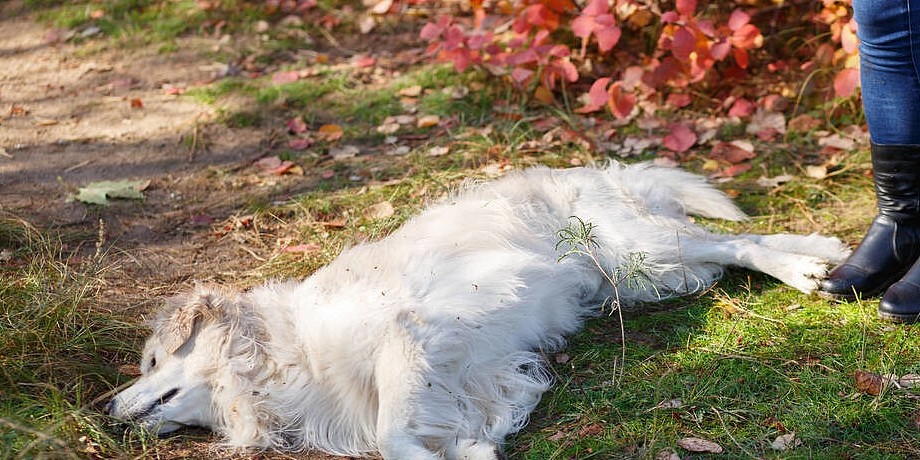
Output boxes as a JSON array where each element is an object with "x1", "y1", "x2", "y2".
[{"x1": 0, "y1": 218, "x2": 144, "y2": 459}]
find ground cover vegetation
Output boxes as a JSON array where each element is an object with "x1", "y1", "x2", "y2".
[{"x1": 1, "y1": 0, "x2": 918, "y2": 458}]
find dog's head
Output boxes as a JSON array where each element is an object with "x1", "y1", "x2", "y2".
[{"x1": 106, "y1": 286, "x2": 237, "y2": 434}]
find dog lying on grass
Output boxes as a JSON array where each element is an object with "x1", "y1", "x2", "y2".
[{"x1": 107, "y1": 162, "x2": 849, "y2": 459}]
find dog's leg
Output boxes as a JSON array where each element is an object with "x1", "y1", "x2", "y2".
[
  {"x1": 455, "y1": 439, "x2": 506, "y2": 460},
  {"x1": 678, "y1": 235, "x2": 831, "y2": 293},
  {"x1": 741, "y1": 233, "x2": 851, "y2": 264},
  {"x1": 374, "y1": 313, "x2": 442, "y2": 460}
]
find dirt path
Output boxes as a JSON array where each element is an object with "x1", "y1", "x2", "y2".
[{"x1": 0, "y1": 3, "x2": 308, "y2": 308}]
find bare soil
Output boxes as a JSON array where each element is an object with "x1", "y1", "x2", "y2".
[{"x1": 0, "y1": 2, "x2": 309, "y2": 303}]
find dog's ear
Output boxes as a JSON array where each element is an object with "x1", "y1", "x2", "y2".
[{"x1": 158, "y1": 288, "x2": 225, "y2": 354}]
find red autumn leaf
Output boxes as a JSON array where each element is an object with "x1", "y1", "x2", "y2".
[
  {"x1": 576, "y1": 77, "x2": 611, "y2": 113},
  {"x1": 710, "y1": 142, "x2": 756, "y2": 164},
  {"x1": 733, "y1": 47, "x2": 750, "y2": 69},
  {"x1": 511, "y1": 67, "x2": 534, "y2": 84},
  {"x1": 593, "y1": 20, "x2": 621, "y2": 52},
  {"x1": 607, "y1": 82, "x2": 636, "y2": 119},
  {"x1": 666, "y1": 93, "x2": 692, "y2": 108},
  {"x1": 731, "y1": 23, "x2": 762, "y2": 49},
  {"x1": 582, "y1": 0, "x2": 607, "y2": 16},
  {"x1": 130, "y1": 98, "x2": 143, "y2": 108},
  {"x1": 352, "y1": 55, "x2": 376, "y2": 68},
  {"x1": 671, "y1": 27, "x2": 696, "y2": 60},
  {"x1": 283, "y1": 243, "x2": 321, "y2": 253},
  {"x1": 720, "y1": 162, "x2": 752, "y2": 177},
  {"x1": 728, "y1": 98, "x2": 754, "y2": 117},
  {"x1": 289, "y1": 137, "x2": 314, "y2": 150},
  {"x1": 834, "y1": 68, "x2": 860, "y2": 98},
  {"x1": 727, "y1": 9, "x2": 750, "y2": 31},
  {"x1": 710, "y1": 40, "x2": 731, "y2": 60},
  {"x1": 420, "y1": 16, "x2": 449, "y2": 40},
  {"x1": 272, "y1": 70, "x2": 300, "y2": 84},
  {"x1": 663, "y1": 123, "x2": 697, "y2": 153},
  {"x1": 287, "y1": 117, "x2": 308, "y2": 134},
  {"x1": 676, "y1": 0, "x2": 696, "y2": 16}
]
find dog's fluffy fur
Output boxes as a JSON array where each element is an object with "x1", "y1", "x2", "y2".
[{"x1": 107, "y1": 163, "x2": 849, "y2": 459}]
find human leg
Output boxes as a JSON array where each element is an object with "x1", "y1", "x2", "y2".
[{"x1": 819, "y1": 1, "x2": 920, "y2": 322}]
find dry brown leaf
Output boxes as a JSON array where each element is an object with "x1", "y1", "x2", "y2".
[
  {"x1": 757, "y1": 174, "x2": 794, "y2": 188},
  {"x1": 318, "y1": 124, "x2": 344, "y2": 142},
  {"x1": 426, "y1": 146, "x2": 450, "y2": 157},
  {"x1": 365, "y1": 201, "x2": 395, "y2": 220},
  {"x1": 399, "y1": 85, "x2": 423, "y2": 97},
  {"x1": 677, "y1": 437, "x2": 723, "y2": 453},
  {"x1": 855, "y1": 369, "x2": 884, "y2": 396},
  {"x1": 770, "y1": 432, "x2": 801, "y2": 451},
  {"x1": 805, "y1": 165, "x2": 828, "y2": 180},
  {"x1": 417, "y1": 114, "x2": 440, "y2": 128},
  {"x1": 788, "y1": 114, "x2": 822, "y2": 132},
  {"x1": 655, "y1": 449, "x2": 680, "y2": 460},
  {"x1": 330, "y1": 145, "x2": 360, "y2": 159}
]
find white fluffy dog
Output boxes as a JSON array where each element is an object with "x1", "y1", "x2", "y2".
[{"x1": 107, "y1": 163, "x2": 849, "y2": 459}]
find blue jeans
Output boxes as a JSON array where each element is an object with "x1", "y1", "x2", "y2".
[{"x1": 854, "y1": 0, "x2": 920, "y2": 144}]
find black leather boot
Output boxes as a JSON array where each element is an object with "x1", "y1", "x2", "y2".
[
  {"x1": 819, "y1": 143, "x2": 920, "y2": 301},
  {"x1": 878, "y1": 262, "x2": 920, "y2": 322}
]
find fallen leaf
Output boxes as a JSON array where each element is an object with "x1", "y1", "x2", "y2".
[
  {"x1": 330, "y1": 145, "x2": 360, "y2": 159},
  {"x1": 653, "y1": 399, "x2": 683, "y2": 410},
  {"x1": 352, "y1": 55, "x2": 376, "y2": 68},
  {"x1": 663, "y1": 123, "x2": 697, "y2": 153},
  {"x1": 130, "y1": 98, "x2": 143, "y2": 109},
  {"x1": 788, "y1": 114, "x2": 821, "y2": 132},
  {"x1": 757, "y1": 174, "x2": 794, "y2": 188},
  {"x1": 368, "y1": 0, "x2": 393, "y2": 14},
  {"x1": 386, "y1": 146, "x2": 411, "y2": 156},
  {"x1": 117, "y1": 364, "x2": 142, "y2": 377},
  {"x1": 771, "y1": 432, "x2": 801, "y2": 451},
  {"x1": 710, "y1": 141, "x2": 755, "y2": 164},
  {"x1": 417, "y1": 114, "x2": 440, "y2": 128},
  {"x1": 72, "y1": 179, "x2": 149, "y2": 205},
  {"x1": 427, "y1": 146, "x2": 450, "y2": 157},
  {"x1": 898, "y1": 374, "x2": 920, "y2": 388},
  {"x1": 358, "y1": 15, "x2": 376, "y2": 34},
  {"x1": 805, "y1": 165, "x2": 828, "y2": 180},
  {"x1": 677, "y1": 437, "x2": 723, "y2": 454},
  {"x1": 728, "y1": 98, "x2": 754, "y2": 117},
  {"x1": 287, "y1": 117, "x2": 308, "y2": 134},
  {"x1": 376, "y1": 123, "x2": 400, "y2": 134},
  {"x1": 747, "y1": 109, "x2": 786, "y2": 136},
  {"x1": 365, "y1": 201, "x2": 395, "y2": 219},
  {"x1": 272, "y1": 70, "x2": 300, "y2": 84},
  {"x1": 817, "y1": 133, "x2": 856, "y2": 151},
  {"x1": 283, "y1": 243, "x2": 321, "y2": 253},
  {"x1": 317, "y1": 124, "x2": 344, "y2": 142},
  {"x1": 855, "y1": 369, "x2": 884, "y2": 396},
  {"x1": 655, "y1": 449, "x2": 680, "y2": 460},
  {"x1": 321, "y1": 170, "x2": 335, "y2": 179},
  {"x1": 254, "y1": 156, "x2": 299, "y2": 175},
  {"x1": 289, "y1": 137, "x2": 313, "y2": 150},
  {"x1": 399, "y1": 85, "x2": 423, "y2": 97}
]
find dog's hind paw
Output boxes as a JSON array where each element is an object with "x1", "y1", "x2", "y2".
[{"x1": 779, "y1": 255, "x2": 831, "y2": 294}]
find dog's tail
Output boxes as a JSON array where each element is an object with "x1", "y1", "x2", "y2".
[{"x1": 613, "y1": 162, "x2": 748, "y2": 221}]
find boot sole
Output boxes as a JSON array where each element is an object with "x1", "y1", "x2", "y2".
[{"x1": 877, "y1": 310, "x2": 920, "y2": 323}]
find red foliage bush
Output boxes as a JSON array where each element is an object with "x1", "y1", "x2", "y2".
[{"x1": 420, "y1": 0, "x2": 858, "y2": 120}]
